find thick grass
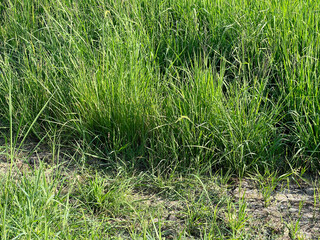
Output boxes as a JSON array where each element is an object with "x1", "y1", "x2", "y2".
[{"x1": 0, "y1": 0, "x2": 320, "y2": 176}]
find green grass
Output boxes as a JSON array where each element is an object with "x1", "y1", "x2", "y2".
[
  {"x1": 1, "y1": 151, "x2": 319, "y2": 239},
  {"x1": 0, "y1": 0, "x2": 320, "y2": 238},
  {"x1": 1, "y1": 0, "x2": 319, "y2": 175}
]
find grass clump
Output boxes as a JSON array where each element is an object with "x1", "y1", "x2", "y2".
[
  {"x1": 1, "y1": 0, "x2": 320, "y2": 175},
  {"x1": 0, "y1": 163, "x2": 109, "y2": 239}
]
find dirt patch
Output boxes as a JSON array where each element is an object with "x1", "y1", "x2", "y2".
[{"x1": 231, "y1": 179, "x2": 320, "y2": 239}]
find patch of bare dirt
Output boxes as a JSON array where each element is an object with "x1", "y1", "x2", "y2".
[{"x1": 232, "y1": 178, "x2": 320, "y2": 239}]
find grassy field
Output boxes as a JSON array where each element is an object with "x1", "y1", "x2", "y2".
[{"x1": 1, "y1": 0, "x2": 320, "y2": 239}]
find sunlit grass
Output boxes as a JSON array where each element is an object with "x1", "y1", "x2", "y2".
[
  {"x1": 1, "y1": 1, "x2": 320, "y2": 238},
  {"x1": 0, "y1": 0, "x2": 319, "y2": 175}
]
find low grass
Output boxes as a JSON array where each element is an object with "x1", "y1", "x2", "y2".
[
  {"x1": 1, "y1": 146, "x2": 320, "y2": 239},
  {"x1": 0, "y1": 0, "x2": 320, "y2": 238}
]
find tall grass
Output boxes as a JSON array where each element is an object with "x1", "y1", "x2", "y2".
[{"x1": 0, "y1": 0, "x2": 319, "y2": 175}]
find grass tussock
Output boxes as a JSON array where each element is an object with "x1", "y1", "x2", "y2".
[{"x1": 1, "y1": 0, "x2": 320, "y2": 176}]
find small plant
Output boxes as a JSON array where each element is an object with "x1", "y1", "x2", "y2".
[
  {"x1": 75, "y1": 171, "x2": 132, "y2": 216},
  {"x1": 225, "y1": 194, "x2": 249, "y2": 238},
  {"x1": 285, "y1": 201, "x2": 304, "y2": 240},
  {"x1": 254, "y1": 169, "x2": 291, "y2": 207},
  {"x1": 312, "y1": 179, "x2": 320, "y2": 221}
]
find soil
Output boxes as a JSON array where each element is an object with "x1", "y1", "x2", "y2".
[
  {"x1": 231, "y1": 178, "x2": 320, "y2": 239},
  {"x1": 0, "y1": 142, "x2": 319, "y2": 239}
]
